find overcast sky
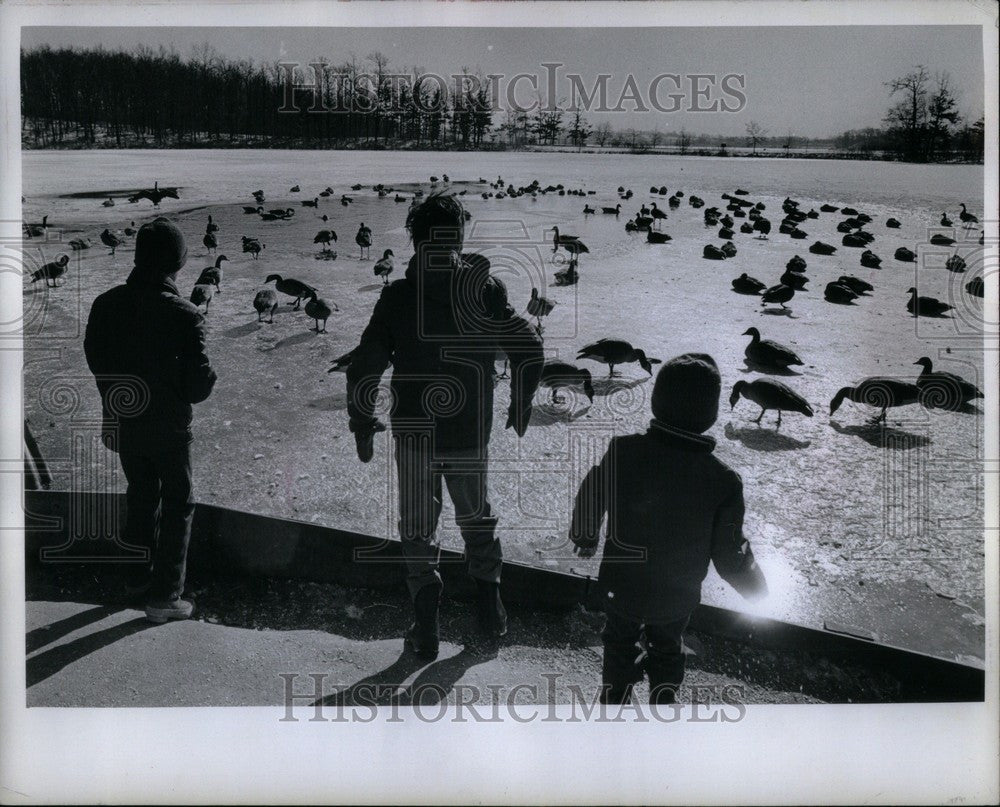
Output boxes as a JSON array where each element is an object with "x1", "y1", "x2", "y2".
[{"x1": 21, "y1": 26, "x2": 986, "y2": 138}]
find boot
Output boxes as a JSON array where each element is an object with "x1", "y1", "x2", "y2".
[
  {"x1": 405, "y1": 582, "x2": 441, "y2": 660},
  {"x1": 475, "y1": 578, "x2": 507, "y2": 638}
]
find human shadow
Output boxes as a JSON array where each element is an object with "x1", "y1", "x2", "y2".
[
  {"x1": 26, "y1": 604, "x2": 124, "y2": 654},
  {"x1": 829, "y1": 420, "x2": 932, "y2": 449},
  {"x1": 273, "y1": 331, "x2": 318, "y2": 350},
  {"x1": 723, "y1": 421, "x2": 812, "y2": 451},
  {"x1": 26, "y1": 616, "x2": 154, "y2": 688},
  {"x1": 222, "y1": 321, "x2": 263, "y2": 338}
]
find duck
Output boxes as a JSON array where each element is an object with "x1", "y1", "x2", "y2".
[
  {"x1": 123, "y1": 221, "x2": 137, "y2": 237},
  {"x1": 703, "y1": 244, "x2": 727, "y2": 260},
  {"x1": 809, "y1": 241, "x2": 836, "y2": 255},
  {"x1": 965, "y1": 277, "x2": 984, "y2": 298},
  {"x1": 203, "y1": 230, "x2": 218, "y2": 254},
  {"x1": 576, "y1": 339, "x2": 661, "y2": 377},
  {"x1": 102, "y1": 197, "x2": 115, "y2": 207},
  {"x1": 242, "y1": 238, "x2": 265, "y2": 259},
  {"x1": 69, "y1": 237, "x2": 92, "y2": 250},
  {"x1": 601, "y1": 203, "x2": 622, "y2": 215},
  {"x1": 786, "y1": 255, "x2": 807, "y2": 272},
  {"x1": 860, "y1": 250, "x2": 882, "y2": 269},
  {"x1": 646, "y1": 230, "x2": 672, "y2": 245},
  {"x1": 886, "y1": 218, "x2": 901, "y2": 228},
  {"x1": 264, "y1": 274, "x2": 317, "y2": 310},
  {"x1": 189, "y1": 284, "x2": 215, "y2": 314},
  {"x1": 732, "y1": 273, "x2": 766, "y2": 295},
  {"x1": 945, "y1": 253, "x2": 966, "y2": 273},
  {"x1": 780, "y1": 269, "x2": 808, "y2": 291},
  {"x1": 527, "y1": 287, "x2": 555, "y2": 331},
  {"x1": 742, "y1": 327, "x2": 803, "y2": 370},
  {"x1": 761, "y1": 283, "x2": 795, "y2": 309},
  {"x1": 913, "y1": 357, "x2": 983, "y2": 408},
  {"x1": 554, "y1": 258, "x2": 579, "y2": 286},
  {"x1": 824, "y1": 281, "x2": 858, "y2": 304},
  {"x1": 100, "y1": 229, "x2": 125, "y2": 255},
  {"x1": 830, "y1": 377, "x2": 921, "y2": 423},
  {"x1": 29, "y1": 254, "x2": 69, "y2": 287},
  {"x1": 906, "y1": 287, "x2": 952, "y2": 317},
  {"x1": 314, "y1": 229, "x2": 338, "y2": 248},
  {"x1": 373, "y1": 249, "x2": 395, "y2": 284},
  {"x1": 538, "y1": 361, "x2": 595, "y2": 406},
  {"x1": 958, "y1": 203, "x2": 979, "y2": 229},
  {"x1": 253, "y1": 289, "x2": 279, "y2": 323},
  {"x1": 302, "y1": 197, "x2": 319, "y2": 208},
  {"x1": 940, "y1": 212, "x2": 953, "y2": 227},
  {"x1": 730, "y1": 379, "x2": 813, "y2": 428},
  {"x1": 355, "y1": 223, "x2": 373, "y2": 259},
  {"x1": 837, "y1": 275, "x2": 873, "y2": 295},
  {"x1": 206, "y1": 214, "x2": 219, "y2": 233},
  {"x1": 894, "y1": 246, "x2": 916, "y2": 262},
  {"x1": 303, "y1": 292, "x2": 337, "y2": 333}
]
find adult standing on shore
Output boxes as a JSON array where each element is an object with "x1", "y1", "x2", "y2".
[
  {"x1": 84, "y1": 217, "x2": 217, "y2": 623},
  {"x1": 347, "y1": 192, "x2": 543, "y2": 659}
]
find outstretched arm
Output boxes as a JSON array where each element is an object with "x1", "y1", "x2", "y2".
[
  {"x1": 710, "y1": 475, "x2": 767, "y2": 600},
  {"x1": 570, "y1": 448, "x2": 611, "y2": 557},
  {"x1": 346, "y1": 290, "x2": 394, "y2": 459}
]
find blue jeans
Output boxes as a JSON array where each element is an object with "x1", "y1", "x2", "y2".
[
  {"x1": 393, "y1": 433, "x2": 502, "y2": 598},
  {"x1": 118, "y1": 442, "x2": 195, "y2": 602}
]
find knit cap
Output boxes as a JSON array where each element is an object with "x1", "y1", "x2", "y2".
[
  {"x1": 650, "y1": 353, "x2": 721, "y2": 433},
  {"x1": 134, "y1": 217, "x2": 187, "y2": 274}
]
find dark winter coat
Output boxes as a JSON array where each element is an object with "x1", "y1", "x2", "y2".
[
  {"x1": 571, "y1": 419, "x2": 766, "y2": 623},
  {"x1": 84, "y1": 267, "x2": 216, "y2": 451},
  {"x1": 347, "y1": 252, "x2": 543, "y2": 453}
]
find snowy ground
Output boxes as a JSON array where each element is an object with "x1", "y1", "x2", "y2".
[{"x1": 21, "y1": 154, "x2": 987, "y2": 660}]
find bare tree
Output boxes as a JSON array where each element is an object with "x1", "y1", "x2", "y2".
[
  {"x1": 745, "y1": 120, "x2": 768, "y2": 155},
  {"x1": 593, "y1": 120, "x2": 613, "y2": 147}
]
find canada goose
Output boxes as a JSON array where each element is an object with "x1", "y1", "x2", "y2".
[
  {"x1": 302, "y1": 197, "x2": 319, "y2": 208},
  {"x1": 703, "y1": 244, "x2": 727, "y2": 260},
  {"x1": 553, "y1": 228, "x2": 589, "y2": 261},
  {"x1": 243, "y1": 206, "x2": 263, "y2": 215},
  {"x1": 304, "y1": 292, "x2": 337, "y2": 333},
  {"x1": 740, "y1": 222, "x2": 754, "y2": 234},
  {"x1": 906, "y1": 288, "x2": 952, "y2": 318},
  {"x1": 836, "y1": 275, "x2": 873, "y2": 295},
  {"x1": 820, "y1": 204, "x2": 839, "y2": 213},
  {"x1": 206, "y1": 214, "x2": 219, "y2": 233},
  {"x1": 894, "y1": 247, "x2": 916, "y2": 263},
  {"x1": 551, "y1": 226, "x2": 580, "y2": 252},
  {"x1": 102, "y1": 197, "x2": 115, "y2": 207},
  {"x1": 830, "y1": 377, "x2": 920, "y2": 423},
  {"x1": 190, "y1": 283, "x2": 214, "y2": 313},
  {"x1": 583, "y1": 205, "x2": 596, "y2": 215},
  {"x1": 527, "y1": 287, "x2": 555, "y2": 331},
  {"x1": 634, "y1": 215, "x2": 654, "y2": 230},
  {"x1": 290, "y1": 185, "x2": 300, "y2": 193},
  {"x1": 860, "y1": 250, "x2": 882, "y2": 269},
  {"x1": 841, "y1": 207, "x2": 858, "y2": 216},
  {"x1": 761, "y1": 283, "x2": 795, "y2": 309},
  {"x1": 314, "y1": 230, "x2": 338, "y2": 248},
  {"x1": 554, "y1": 258, "x2": 579, "y2": 286},
  {"x1": 945, "y1": 253, "x2": 966, "y2": 273},
  {"x1": 786, "y1": 255, "x2": 807, "y2": 273},
  {"x1": 23, "y1": 215, "x2": 49, "y2": 237},
  {"x1": 886, "y1": 218, "x2": 901, "y2": 228},
  {"x1": 965, "y1": 277, "x2": 984, "y2": 298},
  {"x1": 264, "y1": 274, "x2": 317, "y2": 310},
  {"x1": 134, "y1": 181, "x2": 179, "y2": 207},
  {"x1": 538, "y1": 361, "x2": 595, "y2": 406},
  {"x1": 742, "y1": 327, "x2": 802, "y2": 370},
  {"x1": 913, "y1": 357, "x2": 983, "y2": 408},
  {"x1": 253, "y1": 289, "x2": 279, "y2": 323},
  {"x1": 958, "y1": 203, "x2": 979, "y2": 228},
  {"x1": 842, "y1": 232, "x2": 869, "y2": 248},
  {"x1": 203, "y1": 231, "x2": 218, "y2": 254},
  {"x1": 319, "y1": 189, "x2": 332, "y2": 198},
  {"x1": 646, "y1": 230, "x2": 672, "y2": 244},
  {"x1": 69, "y1": 237, "x2": 92, "y2": 250},
  {"x1": 601, "y1": 203, "x2": 622, "y2": 215},
  {"x1": 395, "y1": 195, "x2": 407, "y2": 203},
  {"x1": 123, "y1": 221, "x2": 137, "y2": 237},
  {"x1": 576, "y1": 339, "x2": 661, "y2": 377},
  {"x1": 342, "y1": 195, "x2": 354, "y2": 205},
  {"x1": 720, "y1": 241, "x2": 737, "y2": 258},
  {"x1": 824, "y1": 281, "x2": 858, "y2": 304},
  {"x1": 940, "y1": 212, "x2": 952, "y2": 227},
  {"x1": 752, "y1": 218, "x2": 772, "y2": 239},
  {"x1": 356, "y1": 223, "x2": 373, "y2": 259},
  {"x1": 373, "y1": 249, "x2": 395, "y2": 284},
  {"x1": 29, "y1": 254, "x2": 69, "y2": 287},
  {"x1": 688, "y1": 196, "x2": 704, "y2": 208},
  {"x1": 718, "y1": 226, "x2": 735, "y2": 240},
  {"x1": 264, "y1": 207, "x2": 295, "y2": 219},
  {"x1": 730, "y1": 379, "x2": 813, "y2": 428},
  {"x1": 732, "y1": 273, "x2": 766, "y2": 295},
  {"x1": 780, "y1": 269, "x2": 808, "y2": 291},
  {"x1": 196, "y1": 256, "x2": 228, "y2": 293},
  {"x1": 100, "y1": 229, "x2": 125, "y2": 255},
  {"x1": 242, "y1": 239, "x2": 265, "y2": 259},
  {"x1": 930, "y1": 233, "x2": 955, "y2": 247},
  {"x1": 351, "y1": 183, "x2": 363, "y2": 191},
  {"x1": 809, "y1": 241, "x2": 836, "y2": 256}
]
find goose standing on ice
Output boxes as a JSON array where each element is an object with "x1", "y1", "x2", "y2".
[
  {"x1": 355, "y1": 223, "x2": 373, "y2": 259},
  {"x1": 527, "y1": 287, "x2": 555, "y2": 332},
  {"x1": 913, "y1": 357, "x2": 983, "y2": 409},
  {"x1": 373, "y1": 249, "x2": 395, "y2": 284},
  {"x1": 29, "y1": 254, "x2": 69, "y2": 287},
  {"x1": 730, "y1": 379, "x2": 813, "y2": 428},
  {"x1": 576, "y1": 339, "x2": 661, "y2": 377},
  {"x1": 830, "y1": 377, "x2": 920, "y2": 424},
  {"x1": 253, "y1": 289, "x2": 279, "y2": 323}
]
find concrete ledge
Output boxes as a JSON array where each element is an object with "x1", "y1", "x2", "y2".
[{"x1": 23, "y1": 489, "x2": 985, "y2": 701}]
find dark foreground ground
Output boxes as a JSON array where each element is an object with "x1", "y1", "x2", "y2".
[{"x1": 26, "y1": 564, "x2": 913, "y2": 707}]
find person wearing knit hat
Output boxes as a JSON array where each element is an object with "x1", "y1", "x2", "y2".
[
  {"x1": 570, "y1": 351, "x2": 767, "y2": 706},
  {"x1": 85, "y1": 215, "x2": 215, "y2": 624}
]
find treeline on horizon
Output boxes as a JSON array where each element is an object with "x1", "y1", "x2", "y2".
[{"x1": 20, "y1": 45, "x2": 985, "y2": 163}]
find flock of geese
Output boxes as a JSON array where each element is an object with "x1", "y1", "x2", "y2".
[{"x1": 23, "y1": 175, "x2": 985, "y2": 431}]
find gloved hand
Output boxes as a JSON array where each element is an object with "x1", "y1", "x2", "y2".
[
  {"x1": 350, "y1": 418, "x2": 386, "y2": 463},
  {"x1": 504, "y1": 404, "x2": 531, "y2": 437}
]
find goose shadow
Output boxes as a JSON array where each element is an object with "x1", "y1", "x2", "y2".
[
  {"x1": 222, "y1": 321, "x2": 263, "y2": 338},
  {"x1": 829, "y1": 420, "x2": 932, "y2": 448},
  {"x1": 307, "y1": 391, "x2": 348, "y2": 411},
  {"x1": 760, "y1": 308, "x2": 798, "y2": 318},
  {"x1": 273, "y1": 331, "x2": 318, "y2": 350},
  {"x1": 357, "y1": 283, "x2": 385, "y2": 293},
  {"x1": 740, "y1": 361, "x2": 802, "y2": 377},
  {"x1": 590, "y1": 376, "x2": 649, "y2": 396},
  {"x1": 723, "y1": 421, "x2": 811, "y2": 451},
  {"x1": 529, "y1": 402, "x2": 592, "y2": 426}
]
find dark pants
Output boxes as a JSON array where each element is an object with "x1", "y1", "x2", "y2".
[
  {"x1": 118, "y1": 441, "x2": 195, "y2": 602},
  {"x1": 393, "y1": 433, "x2": 501, "y2": 598},
  {"x1": 601, "y1": 609, "x2": 688, "y2": 704}
]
